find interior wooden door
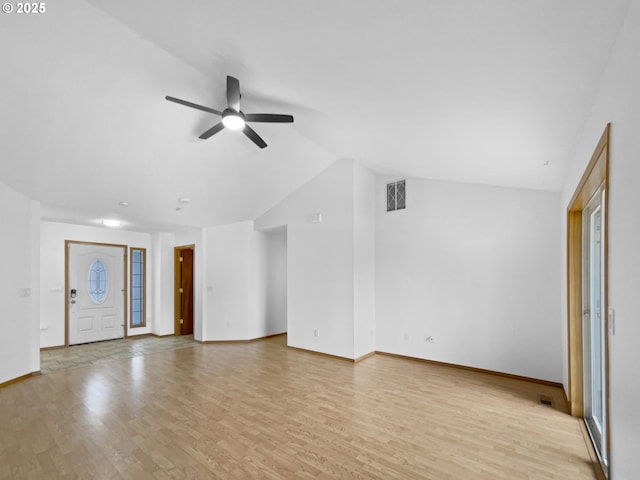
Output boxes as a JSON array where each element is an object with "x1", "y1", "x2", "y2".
[
  {"x1": 175, "y1": 246, "x2": 194, "y2": 336},
  {"x1": 180, "y1": 249, "x2": 194, "y2": 335}
]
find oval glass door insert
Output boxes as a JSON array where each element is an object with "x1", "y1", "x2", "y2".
[{"x1": 88, "y1": 259, "x2": 108, "y2": 304}]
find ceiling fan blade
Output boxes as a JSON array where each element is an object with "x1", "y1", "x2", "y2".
[
  {"x1": 227, "y1": 76, "x2": 241, "y2": 111},
  {"x1": 199, "y1": 122, "x2": 225, "y2": 139},
  {"x1": 165, "y1": 96, "x2": 222, "y2": 115},
  {"x1": 244, "y1": 113, "x2": 294, "y2": 123},
  {"x1": 243, "y1": 125, "x2": 267, "y2": 149}
]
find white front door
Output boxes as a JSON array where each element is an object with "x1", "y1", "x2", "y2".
[{"x1": 68, "y1": 243, "x2": 125, "y2": 345}]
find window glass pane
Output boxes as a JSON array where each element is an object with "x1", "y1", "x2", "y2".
[
  {"x1": 387, "y1": 183, "x2": 396, "y2": 211},
  {"x1": 397, "y1": 180, "x2": 406, "y2": 210},
  {"x1": 130, "y1": 248, "x2": 146, "y2": 328}
]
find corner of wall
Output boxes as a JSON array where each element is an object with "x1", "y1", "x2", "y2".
[
  {"x1": 352, "y1": 162, "x2": 376, "y2": 359},
  {"x1": 29, "y1": 200, "x2": 41, "y2": 373}
]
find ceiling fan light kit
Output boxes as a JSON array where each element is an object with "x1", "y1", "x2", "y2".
[
  {"x1": 166, "y1": 75, "x2": 294, "y2": 149},
  {"x1": 221, "y1": 109, "x2": 245, "y2": 130}
]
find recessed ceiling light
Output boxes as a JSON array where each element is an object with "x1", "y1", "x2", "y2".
[
  {"x1": 118, "y1": 201, "x2": 129, "y2": 207},
  {"x1": 178, "y1": 196, "x2": 191, "y2": 204},
  {"x1": 102, "y1": 219, "x2": 121, "y2": 227}
]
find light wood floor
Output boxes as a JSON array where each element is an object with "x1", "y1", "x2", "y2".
[
  {"x1": 1, "y1": 335, "x2": 598, "y2": 479},
  {"x1": 40, "y1": 335, "x2": 196, "y2": 374}
]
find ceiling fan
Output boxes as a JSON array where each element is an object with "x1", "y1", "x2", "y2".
[{"x1": 166, "y1": 75, "x2": 294, "y2": 149}]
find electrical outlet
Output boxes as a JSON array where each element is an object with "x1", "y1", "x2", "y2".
[
  {"x1": 425, "y1": 336, "x2": 434, "y2": 343},
  {"x1": 404, "y1": 332, "x2": 409, "y2": 341}
]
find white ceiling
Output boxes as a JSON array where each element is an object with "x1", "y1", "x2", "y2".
[{"x1": 0, "y1": 0, "x2": 630, "y2": 232}]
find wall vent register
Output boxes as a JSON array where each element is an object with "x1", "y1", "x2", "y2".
[{"x1": 387, "y1": 180, "x2": 406, "y2": 212}]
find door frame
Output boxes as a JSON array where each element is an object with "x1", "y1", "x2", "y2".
[
  {"x1": 174, "y1": 244, "x2": 195, "y2": 336},
  {"x1": 566, "y1": 124, "x2": 610, "y2": 473},
  {"x1": 65, "y1": 240, "x2": 128, "y2": 347}
]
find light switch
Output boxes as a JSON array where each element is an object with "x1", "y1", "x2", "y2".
[{"x1": 608, "y1": 308, "x2": 615, "y2": 336}]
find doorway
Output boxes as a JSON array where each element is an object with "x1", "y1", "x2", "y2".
[
  {"x1": 66, "y1": 241, "x2": 127, "y2": 346},
  {"x1": 567, "y1": 124, "x2": 609, "y2": 476},
  {"x1": 174, "y1": 245, "x2": 194, "y2": 335}
]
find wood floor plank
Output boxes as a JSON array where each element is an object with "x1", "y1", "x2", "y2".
[{"x1": 0, "y1": 336, "x2": 599, "y2": 479}]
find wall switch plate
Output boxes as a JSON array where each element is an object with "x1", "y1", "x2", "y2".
[{"x1": 313, "y1": 329, "x2": 320, "y2": 337}]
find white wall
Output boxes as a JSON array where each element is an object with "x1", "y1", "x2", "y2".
[
  {"x1": 251, "y1": 226, "x2": 287, "y2": 339},
  {"x1": 254, "y1": 159, "x2": 377, "y2": 359},
  {"x1": 0, "y1": 181, "x2": 40, "y2": 383},
  {"x1": 39, "y1": 221, "x2": 152, "y2": 347},
  {"x1": 256, "y1": 159, "x2": 357, "y2": 358},
  {"x1": 353, "y1": 163, "x2": 376, "y2": 359},
  {"x1": 203, "y1": 221, "x2": 288, "y2": 342},
  {"x1": 561, "y1": 3, "x2": 640, "y2": 477},
  {"x1": 29, "y1": 201, "x2": 41, "y2": 374},
  {"x1": 264, "y1": 228, "x2": 287, "y2": 336},
  {"x1": 151, "y1": 232, "x2": 175, "y2": 336},
  {"x1": 204, "y1": 221, "x2": 251, "y2": 340},
  {"x1": 375, "y1": 176, "x2": 562, "y2": 382}
]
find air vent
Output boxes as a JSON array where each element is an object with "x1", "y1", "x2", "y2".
[
  {"x1": 538, "y1": 394, "x2": 554, "y2": 407},
  {"x1": 387, "y1": 180, "x2": 406, "y2": 212}
]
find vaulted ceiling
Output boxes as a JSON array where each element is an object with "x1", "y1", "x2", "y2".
[{"x1": 0, "y1": 0, "x2": 630, "y2": 231}]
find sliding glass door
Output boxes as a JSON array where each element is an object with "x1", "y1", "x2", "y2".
[{"x1": 582, "y1": 187, "x2": 607, "y2": 470}]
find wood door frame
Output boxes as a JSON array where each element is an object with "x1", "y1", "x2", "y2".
[
  {"x1": 566, "y1": 124, "x2": 610, "y2": 473},
  {"x1": 174, "y1": 244, "x2": 195, "y2": 336},
  {"x1": 65, "y1": 240, "x2": 128, "y2": 347}
]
